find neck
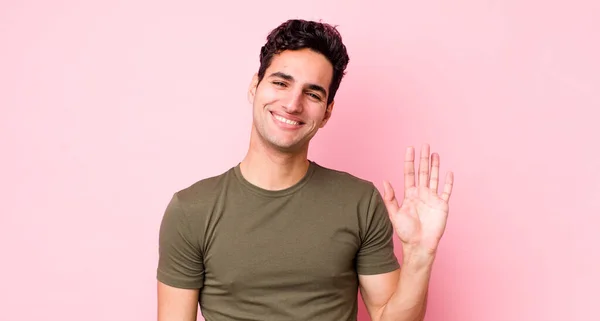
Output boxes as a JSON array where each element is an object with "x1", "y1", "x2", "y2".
[{"x1": 239, "y1": 128, "x2": 310, "y2": 191}]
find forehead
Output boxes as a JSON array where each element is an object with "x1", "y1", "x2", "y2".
[{"x1": 266, "y1": 48, "x2": 333, "y2": 89}]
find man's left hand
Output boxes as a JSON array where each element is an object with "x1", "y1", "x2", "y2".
[{"x1": 382, "y1": 144, "x2": 454, "y2": 258}]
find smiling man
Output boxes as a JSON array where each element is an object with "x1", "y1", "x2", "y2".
[{"x1": 157, "y1": 19, "x2": 454, "y2": 321}]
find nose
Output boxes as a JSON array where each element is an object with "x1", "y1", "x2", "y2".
[{"x1": 282, "y1": 90, "x2": 303, "y2": 113}]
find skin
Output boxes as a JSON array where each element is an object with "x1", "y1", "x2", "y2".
[
  {"x1": 239, "y1": 48, "x2": 335, "y2": 191},
  {"x1": 157, "y1": 47, "x2": 454, "y2": 321},
  {"x1": 361, "y1": 145, "x2": 454, "y2": 321}
]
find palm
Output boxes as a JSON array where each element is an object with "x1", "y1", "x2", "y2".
[{"x1": 383, "y1": 144, "x2": 454, "y2": 255}]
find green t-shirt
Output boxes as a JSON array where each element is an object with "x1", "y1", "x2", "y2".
[{"x1": 157, "y1": 160, "x2": 400, "y2": 320}]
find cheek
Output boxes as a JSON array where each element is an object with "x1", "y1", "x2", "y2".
[
  {"x1": 256, "y1": 86, "x2": 280, "y2": 104},
  {"x1": 307, "y1": 108, "x2": 328, "y2": 123}
]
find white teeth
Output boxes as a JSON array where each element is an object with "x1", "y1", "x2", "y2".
[{"x1": 274, "y1": 114, "x2": 300, "y2": 125}]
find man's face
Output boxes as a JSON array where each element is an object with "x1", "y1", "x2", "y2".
[{"x1": 248, "y1": 48, "x2": 334, "y2": 153}]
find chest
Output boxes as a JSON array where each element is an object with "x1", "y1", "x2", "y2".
[{"x1": 200, "y1": 198, "x2": 361, "y2": 292}]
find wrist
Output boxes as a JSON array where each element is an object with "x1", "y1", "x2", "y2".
[{"x1": 401, "y1": 244, "x2": 436, "y2": 271}]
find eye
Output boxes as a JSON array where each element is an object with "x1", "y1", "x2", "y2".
[
  {"x1": 307, "y1": 92, "x2": 322, "y2": 101},
  {"x1": 272, "y1": 81, "x2": 287, "y2": 87}
]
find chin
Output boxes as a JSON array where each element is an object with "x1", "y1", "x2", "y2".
[
  {"x1": 254, "y1": 124, "x2": 309, "y2": 152},
  {"x1": 265, "y1": 136, "x2": 306, "y2": 153},
  {"x1": 269, "y1": 140, "x2": 301, "y2": 152}
]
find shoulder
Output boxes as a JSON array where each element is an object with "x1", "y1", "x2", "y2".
[
  {"x1": 170, "y1": 166, "x2": 236, "y2": 212},
  {"x1": 311, "y1": 161, "x2": 379, "y2": 196},
  {"x1": 308, "y1": 162, "x2": 384, "y2": 213}
]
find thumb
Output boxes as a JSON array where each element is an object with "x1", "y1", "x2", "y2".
[{"x1": 382, "y1": 180, "x2": 400, "y2": 216}]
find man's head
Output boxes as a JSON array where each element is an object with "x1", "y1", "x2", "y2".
[{"x1": 247, "y1": 19, "x2": 350, "y2": 153}]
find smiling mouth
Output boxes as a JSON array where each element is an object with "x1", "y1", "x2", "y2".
[{"x1": 271, "y1": 112, "x2": 304, "y2": 126}]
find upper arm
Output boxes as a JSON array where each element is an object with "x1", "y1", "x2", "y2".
[
  {"x1": 356, "y1": 186, "x2": 402, "y2": 320},
  {"x1": 358, "y1": 269, "x2": 401, "y2": 320},
  {"x1": 157, "y1": 281, "x2": 199, "y2": 321},
  {"x1": 356, "y1": 186, "x2": 400, "y2": 275},
  {"x1": 157, "y1": 193, "x2": 205, "y2": 287},
  {"x1": 156, "y1": 193, "x2": 205, "y2": 320}
]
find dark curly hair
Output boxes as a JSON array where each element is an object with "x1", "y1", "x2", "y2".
[{"x1": 257, "y1": 19, "x2": 350, "y2": 105}]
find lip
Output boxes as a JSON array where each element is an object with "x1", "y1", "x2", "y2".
[
  {"x1": 270, "y1": 111, "x2": 304, "y2": 123},
  {"x1": 270, "y1": 111, "x2": 304, "y2": 128}
]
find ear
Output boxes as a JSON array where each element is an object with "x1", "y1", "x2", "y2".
[
  {"x1": 247, "y1": 73, "x2": 259, "y2": 104},
  {"x1": 319, "y1": 101, "x2": 335, "y2": 128}
]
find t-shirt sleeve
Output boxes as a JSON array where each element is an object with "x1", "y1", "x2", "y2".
[
  {"x1": 356, "y1": 186, "x2": 401, "y2": 275},
  {"x1": 156, "y1": 193, "x2": 205, "y2": 289}
]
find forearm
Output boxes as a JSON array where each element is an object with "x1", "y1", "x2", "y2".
[{"x1": 379, "y1": 248, "x2": 435, "y2": 321}]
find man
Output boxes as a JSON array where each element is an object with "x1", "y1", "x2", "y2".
[{"x1": 157, "y1": 19, "x2": 454, "y2": 321}]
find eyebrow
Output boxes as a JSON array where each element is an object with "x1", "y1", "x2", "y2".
[{"x1": 268, "y1": 72, "x2": 328, "y2": 97}]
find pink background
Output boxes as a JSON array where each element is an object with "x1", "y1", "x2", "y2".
[{"x1": 2, "y1": 1, "x2": 598, "y2": 320}]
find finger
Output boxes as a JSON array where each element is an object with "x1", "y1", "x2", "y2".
[
  {"x1": 404, "y1": 146, "x2": 415, "y2": 190},
  {"x1": 382, "y1": 180, "x2": 400, "y2": 215},
  {"x1": 441, "y1": 171, "x2": 454, "y2": 202},
  {"x1": 429, "y1": 153, "x2": 440, "y2": 193},
  {"x1": 418, "y1": 144, "x2": 430, "y2": 187}
]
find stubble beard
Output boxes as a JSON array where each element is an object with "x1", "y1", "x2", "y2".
[{"x1": 253, "y1": 116, "x2": 310, "y2": 154}]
